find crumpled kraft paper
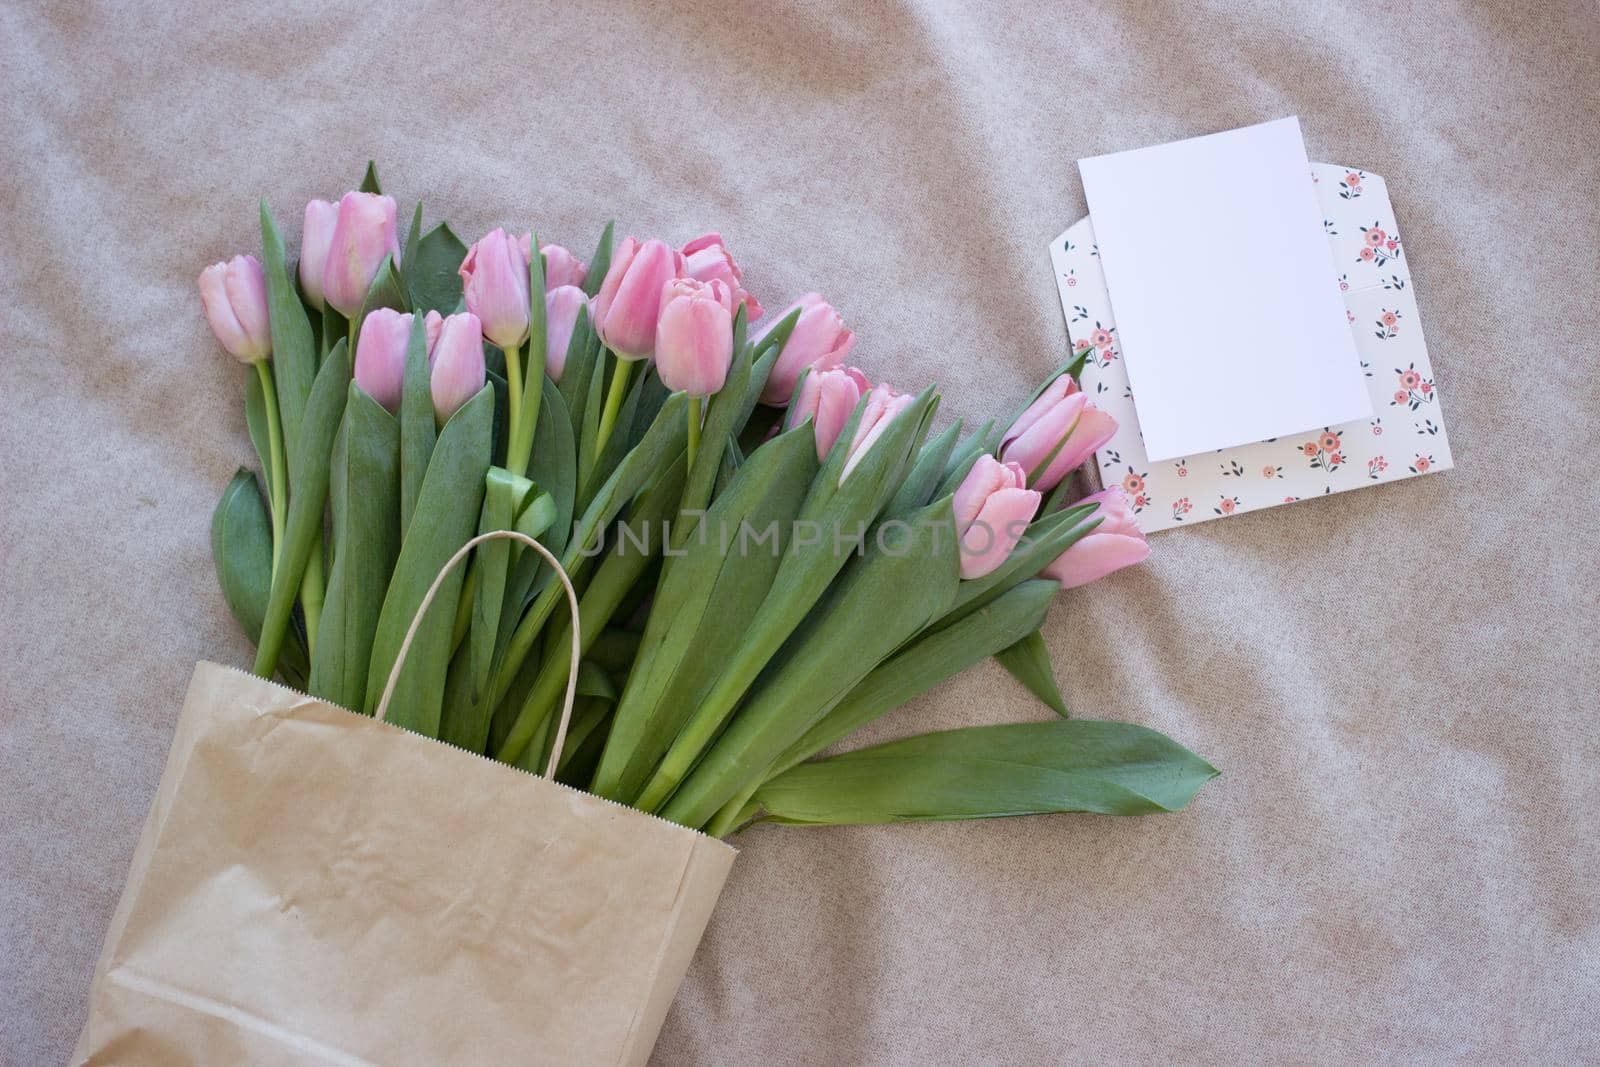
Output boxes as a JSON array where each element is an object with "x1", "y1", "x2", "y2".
[{"x1": 73, "y1": 661, "x2": 736, "y2": 1066}]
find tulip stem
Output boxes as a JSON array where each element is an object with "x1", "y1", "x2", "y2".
[
  {"x1": 504, "y1": 342, "x2": 524, "y2": 470},
  {"x1": 685, "y1": 395, "x2": 702, "y2": 474},
  {"x1": 594, "y1": 357, "x2": 634, "y2": 458},
  {"x1": 254, "y1": 359, "x2": 287, "y2": 575}
]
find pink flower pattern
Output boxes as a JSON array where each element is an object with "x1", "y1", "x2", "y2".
[{"x1": 1050, "y1": 162, "x2": 1453, "y2": 533}]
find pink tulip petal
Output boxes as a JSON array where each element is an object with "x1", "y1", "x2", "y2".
[{"x1": 959, "y1": 487, "x2": 1042, "y2": 579}]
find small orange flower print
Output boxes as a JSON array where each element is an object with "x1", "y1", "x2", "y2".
[
  {"x1": 1262, "y1": 465, "x2": 1276, "y2": 478},
  {"x1": 1090, "y1": 328, "x2": 1113, "y2": 349},
  {"x1": 1386, "y1": 239, "x2": 1398, "y2": 250},
  {"x1": 1382, "y1": 311, "x2": 1400, "y2": 328},
  {"x1": 1399, "y1": 368, "x2": 1420, "y2": 389},
  {"x1": 1319, "y1": 431, "x2": 1342, "y2": 453},
  {"x1": 1123, "y1": 472, "x2": 1145, "y2": 495},
  {"x1": 1345, "y1": 172, "x2": 1362, "y2": 187},
  {"x1": 1328, "y1": 452, "x2": 1343, "y2": 466},
  {"x1": 1359, "y1": 247, "x2": 1375, "y2": 261},
  {"x1": 1413, "y1": 456, "x2": 1431, "y2": 473},
  {"x1": 1394, "y1": 390, "x2": 1410, "y2": 404},
  {"x1": 1303, "y1": 442, "x2": 1319, "y2": 457},
  {"x1": 1365, "y1": 228, "x2": 1387, "y2": 248}
]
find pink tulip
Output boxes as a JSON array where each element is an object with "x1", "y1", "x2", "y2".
[
  {"x1": 784, "y1": 365, "x2": 870, "y2": 460},
  {"x1": 1040, "y1": 487, "x2": 1150, "y2": 588},
  {"x1": 999, "y1": 374, "x2": 1117, "y2": 492},
  {"x1": 952, "y1": 455, "x2": 1041, "y2": 579},
  {"x1": 429, "y1": 312, "x2": 486, "y2": 424},
  {"x1": 423, "y1": 309, "x2": 444, "y2": 357},
  {"x1": 655, "y1": 278, "x2": 735, "y2": 396},
  {"x1": 593, "y1": 236, "x2": 681, "y2": 360},
  {"x1": 461, "y1": 228, "x2": 531, "y2": 350},
  {"x1": 520, "y1": 235, "x2": 587, "y2": 291},
  {"x1": 544, "y1": 285, "x2": 588, "y2": 384},
  {"x1": 681, "y1": 232, "x2": 762, "y2": 319},
  {"x1": 198, "y1": 254, "x2": 271, "y2": 363},
  {"x1": 840, "y1": 383, "x2": 914, "y2": 483},
  {"x1": 298, "y1": 199, "x2": 338, "y2": 310},
  {"x1": 353, "y1": 308, "x2": 412, "y2": 412},
  {"x1": 321, "y1": 191, "x2": 400, "y2": 318},
  {"x1": 757, "y1": 293, "x2": 855, "y2": 404}
]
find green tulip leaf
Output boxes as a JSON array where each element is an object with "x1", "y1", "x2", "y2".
[
  {"x1": 406, "y1": 221, "x2": 470, "y2": 317},
  {"x1": 398, "y1": 314, "x2": 437, "y2": 536},
  {"x1": 582, "y1": 220, "x2": 614, "y2": 299},
  {"x1": 629, "y1": 387, "x2": 938, "y2": 814},
  {"x1": 590, "y1": 425, "x2": 819, "y2": 803},
  {"x1": 353, "y1": 255, "x2": 409, "y2": 340},
  {"x1": 659, "y1": 496, "x2": 962, "y2": 828},
  {"x1": 259, "y1": 201, "x2": 317, "y2": 461},
  {"x1": 308, "y1": 384, "x2": 401, "y2": 712},
  {"x1": 675, "y1": 335, "x2": 779, "y2": 541},
  {"x1": 770, "y1": 578, "x2": 1061, "y2": 781},
  {"x1": 887, "y1": 418, "x2": 962, "y2": 519},
  {"x1": 402, "y1": 201, "x2": 423, "y2": 279},
  {"x1": 243, "y1": 371, "x2": 277, "y2": 505},
  {"x1": 747, "y1": 720, "x2": 1219, "y2": 826},
  {"x1": 363, "y1": 385, "x2": 494, "y2": 736},
  {"x1": 576, "y1": 346, "x2": 608, "y2": 491},
  {"x1": 487, "y1": 392, "x2": 689, "y2": 731},
  {"x1": 586, "y1": 630, "x2": 641, "y2": 679},
  {"x1": 252, "y1": 339, "x2": 352, "y2": 677},
  {"x1": 210, "y1": 469, "x2": 273, "y2": 645},
  {"x1": 496, "y1": 458, "x2": 686, "y2": 766},
  {"x1": 994, "y1": 627, "x2": 1068, "y2": 717},
  {"x1": 557, "y1": 305, "x2": 600, "y2": 429}
]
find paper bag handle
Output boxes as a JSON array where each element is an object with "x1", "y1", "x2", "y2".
[{"x1": 373, "y1": 530, "x2": 581, "y2": 780}]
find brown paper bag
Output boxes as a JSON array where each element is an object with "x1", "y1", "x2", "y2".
[{"x1": 75, "y1": 533, "x2": 736, "y2": 1066}]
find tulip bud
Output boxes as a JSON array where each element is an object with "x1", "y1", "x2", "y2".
[
  {"x1": 840, "y1": 383, "x2": 915, "y2": 483},
  {"x1": 757, "y1": 293, "x2": 855, "y2": 405},
  {"x1": 322, "y1": 191, "x2": 400, "y2": 318},
  {"x1": 198, "y1": 254, "x2": 272, "y2": 363},
  {"x1": 461, "y1": 228, "x2": 532, "y2": 350},
  {"x1": 655, "y1": 278, "x2": 735, "y2": 397},
  {"x1": 999, "y1": 374, "x2": 1117, "y2": 492},
  {"x1": 1040, "y1": 487, "x2": 1150, "y2": 588},
  {"x1": 592, "y1": 236, "x2": 681, "y2": 360},
  {"x1": 784, "y1": 365, "x2": 871, "y2": 460},
  {"x1": 520, "y1": 235, "x2": 587, "y2": 291},
  {"x1": 951, "y1": 455, "x2": 1041, "y2": 579},
  {"x1": 423, "y1": 309, "x2": 444, "y2": 357},
  {"x1": 428, "y1": 312, "x2": 486, "y2": 424},
  {"x1": 681, "y1": 232, "x2": 762, "y2": 319},
  {"x1": 298, "y1": 198, "x2": 337, "y2": 310},
  {"x1": 544, "y1": 285, "x2": 589, "y2": 384},
  {"x1": 353, "y1": 308, "x2": 413, "y2": 413}
]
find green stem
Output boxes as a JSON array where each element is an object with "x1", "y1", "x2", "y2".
[
  {"x1": 300, "y1": 531, "x2": 325, "y2": 654},
  {"x1": 254, "y1": 360, "x2": 288, "y2": 575},
  {"x1": 504, "y1": 342, "x2": 524, "y2": 472},
  {"x1": 686, "y1": 394, "x2": 702, "y2": 475},
  {"x1": 593, "y1": 356, "x2": 635, "y2": 458},
  {"x1": 347, "y1": 319, "x2": 358, "y2": 360}
]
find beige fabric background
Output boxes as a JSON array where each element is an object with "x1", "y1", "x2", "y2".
[{"x1": 3, "y1": 1, "x2": 1596, "y2": 1063}]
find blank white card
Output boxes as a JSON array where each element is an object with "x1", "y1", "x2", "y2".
[{"x1": 1078, "y1": 117, "x2": 1371, "y2": 462}]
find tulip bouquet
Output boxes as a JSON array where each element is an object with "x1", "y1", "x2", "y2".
[{"x1": 201, "y1": 164, "x2": 1215, "y2": 837}]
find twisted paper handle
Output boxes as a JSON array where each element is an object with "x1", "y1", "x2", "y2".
[{"x1": 373, "y1": 531, "x2": 581, "y2": 780}]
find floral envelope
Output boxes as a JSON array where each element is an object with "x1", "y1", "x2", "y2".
[{"x1": 1050, "y1": 163, "x2": 1454, "y2": 533}]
